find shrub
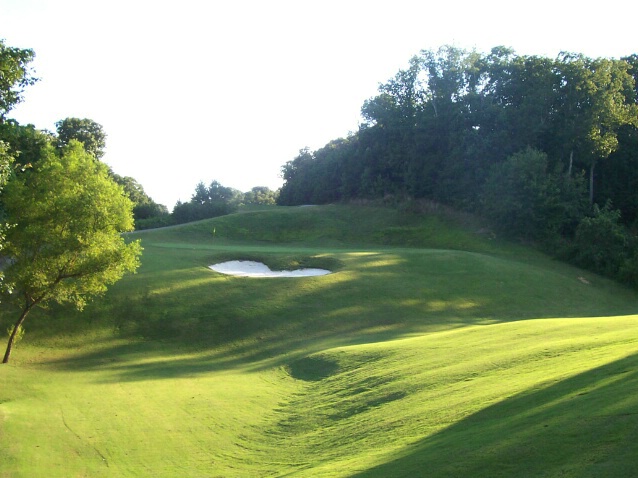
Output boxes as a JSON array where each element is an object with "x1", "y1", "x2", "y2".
[
  {"x1": 572, "y1": 202, "x2": 633, "y2": 278},
  {"x1": 481, "y1": 148, "x2": 587, "y2": 241}
]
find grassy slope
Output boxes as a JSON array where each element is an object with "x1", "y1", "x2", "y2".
[{"x1": 1, "y1": 204, "x2": 637, "y2": 477}]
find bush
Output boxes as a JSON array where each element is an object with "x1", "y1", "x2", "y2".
[
  {"x1": 572, "y1": 202, "x2": 633, "y2": 278},
  {"x1": 481, "y1": 148, "x2": 587, "y2": 241}
]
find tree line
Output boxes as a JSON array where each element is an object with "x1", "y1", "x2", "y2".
[{"x1": 278, "y1": 46, "x2": 638, "y2": 287}]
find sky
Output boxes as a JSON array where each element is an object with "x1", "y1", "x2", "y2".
[{"x1": 1, "y1": 0, "x2": 637, "y2": 209}]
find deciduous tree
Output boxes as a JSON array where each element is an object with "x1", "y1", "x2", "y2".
[
  {"x1": 55, "y1": 117, "x2": 107, "y2": 159},
  {"x1": 554, "y1": 54, "x2": 638, "y2": 203},
  {"x1": 1, "y1": 141, "x2": 142, "y2": 363},
  {"x1": 0, "y1": 40, "x2": 37, "y2": 120}
]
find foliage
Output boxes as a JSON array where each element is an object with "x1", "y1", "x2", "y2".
[
  {"x1": 552, "y1": 54, "x2": 638, "y2": 203},
  {"x1": 111, "y1": 173, "x2": 169, "y2": 225},
  {"x1": 0, "y1": 140, "x2": 13, "y2": 258},
  {"x1": 5, "y1": 324, "x2": 24, "y2": 344},
  {"x1": 171, "y1": 180, "x2": 241, "y2": 225},
  {"x1": 277, "y1": 45, "x2": 638, "y2": 287},
  {"x1": 243, "y1": 186, "x2": 278, "y2": 206},
  {"x1": 571, "y1": 202, "x2": 636, "y2": 278},
  {"x1": 0, "y1": 141, "x2": 142, "y2": 362},
  {"x1": 55, "y1": 117, "x2": 107, "y2": 159},
  {"x1": 0, "y1": 39, "x2": 38, "y2": 119},
  {"x1": 481, "y1": 148, "x2": 588, "y2": 240},
  {"x1": 279, "y1": 46, "x2": 638, "y2": 212},
  {"x1": 0, "y1": 119, "x2": 53, "y2": 167},
  {"x1": 0, "y1": 139, "x2": 13, "y2": 189}
]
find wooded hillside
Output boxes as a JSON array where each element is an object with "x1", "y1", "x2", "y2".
[{"x1": 278, "y1": 46, "x2": 638, "y2": 286}]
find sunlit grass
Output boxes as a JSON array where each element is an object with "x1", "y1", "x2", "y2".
[{"x1": 2, "y1": 204, "x2": 638, "y2": 477}]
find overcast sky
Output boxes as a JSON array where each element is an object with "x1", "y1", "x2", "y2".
[{"x1": 2, "y1": 0, "x2": 637, "y2": 209}]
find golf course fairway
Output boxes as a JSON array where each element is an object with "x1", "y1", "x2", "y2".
[{"x1": 1, "y1": 204, "x2": 637, "y2": 477}]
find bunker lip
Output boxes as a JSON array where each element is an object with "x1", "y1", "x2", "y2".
[{"x1": 209, "y1": 260, "x2": 331, "y2": 278}]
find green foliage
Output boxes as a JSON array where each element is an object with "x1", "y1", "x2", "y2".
[
  {"x1": 0, "y1": 39, "x2": 38, "y2": 118},
  {"x1": 276, "y1": 46, "x2": 638, "y2": 287},
  {"x1": 0, "y1": 139, "x2": 13, "y2": 186},
  {"x1": 6, "y1": 324, "x2": 24, "y2": 344},
  {"x1": 481, "y1": 148, "x2": 588, "y2": 240},
  {"x1": 110, "y1": 173, "x2": 169, "y2": 225},
  {"x1": 1, "y1": 140, "x2": 142, "y2": 362},
  {"x1": 0, "y1": 140, "x2": 14, "y2": 258},
  {"x1": 243, "y1": 186, "x2": 278, "y2": 206},
  {"x1": 0, "y1": 119, "x2": 53, "y2": 167},
  {"x1": 171, "y1": 180, "x2": 240, "y2": 225},
  {"x1": 572, "y1": 202, "x2": 636, "y2": 278},
  {"x1": 55, "y1": 117, "x2": 107, "y2": 159}
]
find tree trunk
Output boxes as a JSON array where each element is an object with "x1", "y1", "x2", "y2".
[
  {"x1": 567, "y1": 150, "x2": 573, "y2": 178},
  {"x1": 589, "y1": 159, "x2": 597, "y2": 204},
  {"x1": 2, "y1": 307, "x2": 31, "y2": 364}
]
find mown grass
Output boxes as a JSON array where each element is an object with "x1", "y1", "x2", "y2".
[{"x1": 1, "y1": 204, "x2": 637, "y2": 477}]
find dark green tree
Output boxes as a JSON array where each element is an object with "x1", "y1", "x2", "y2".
[
  {"x1": 481, "y1": 148, "x2": 587, "y2": 241},
  {"x1": 553, "y1": 54, "x2": 638, "y2": 203},
  {"x1": 572, "y1": 202, "x2": 634, "y2": 278},
  {"x1": 172, "y1": 180, "x2": 239, "y2": 224},
  {"x1": 111, "y1": 173, "x2": 169, "y2": 223},
  {"x1": 55, "y1": 117, "x2": 107, "y2": 159},
  {"x1": 0, "y1": 119, "x2": 53, "y2": 168}
]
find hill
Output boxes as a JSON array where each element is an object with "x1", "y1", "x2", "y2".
[{"x1": 1, "y1": 204, "x2": 637, "y2": 477}]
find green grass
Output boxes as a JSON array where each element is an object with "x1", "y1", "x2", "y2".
[{"x1": 1, "y1": 204, "x2": 638, "y2": 477}]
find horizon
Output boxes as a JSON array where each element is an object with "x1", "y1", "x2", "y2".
[{"x1": 2, "y1": 0, "x2": 637, "y2": 209}]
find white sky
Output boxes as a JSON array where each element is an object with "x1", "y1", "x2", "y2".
[{"x1": 1, "y1": 0, "x2": 637, "y2": 209}]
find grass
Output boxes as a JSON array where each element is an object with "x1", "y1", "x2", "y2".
[{"x1": 1, "y1": 204, "x2": 638, "y2": 477}]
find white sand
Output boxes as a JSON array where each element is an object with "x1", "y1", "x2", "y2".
[{"x1": 209, "y1": 260, "x2": 331, "y2": 278}]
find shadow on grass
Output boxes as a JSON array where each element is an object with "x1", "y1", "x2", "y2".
[
  {"x1": 31, "y1": 246, "x2": 638, "y2": 383},
  {"x1": 40, "y1": 317, "x2": 415, "y2": 382},
  {"x1": 352, "y1": 352, "x2": 638, "y2": 478}
]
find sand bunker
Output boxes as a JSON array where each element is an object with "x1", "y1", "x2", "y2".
[{"x1": 209, "y1": 260, "x2": 331, "y2": 278}]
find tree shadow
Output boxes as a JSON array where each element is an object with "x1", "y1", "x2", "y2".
[
  {"x1": 28, "y1": 241, "x2": 638, "y2": 383},
  {"x1": 352, "y1": 352, "x2": 638, "y2": 478}
]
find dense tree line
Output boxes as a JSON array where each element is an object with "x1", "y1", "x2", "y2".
[
  {"x1": 0, "y1": 112, "x2": 278, "y2": 231},
  {"x1": 278, "y1": 46, "x2": 638, "y2": 286},
  {"x1": 166, "y1": 183, "x2": 278, "y2": 227}
]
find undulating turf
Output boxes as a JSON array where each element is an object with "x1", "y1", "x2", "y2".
[{"x1": 1, "y1": 204, "x2": 637, "y2": 477}]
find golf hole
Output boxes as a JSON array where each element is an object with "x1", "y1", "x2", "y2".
[{"x1": 209, "y1": 260, "x2": 331, "y2": 278}]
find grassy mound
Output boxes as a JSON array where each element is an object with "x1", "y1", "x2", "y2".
[{"x1": 1, "y1": 204, "x2": 637, "y2": 477}]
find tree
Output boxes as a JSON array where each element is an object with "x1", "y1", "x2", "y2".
[
  {"x1": 1, "y1": 141, "x2": 142, "y2": 363},
  {"x1": 572, "y1": 202, "x2": 633, "y2": 278},
  {"x1": 481, "y1": 148, "x2": 587, "y2": 240},
  {"x1": 0, "y1": 140, "x2": 14, "y2": 251},
  {"x1": 0, "y1": 119, "x2": 53, "y2": 167},
  {"x1": 0, "y1": 39, "x2": 38, "y2": 120},
  {"x1": 55, "y1": 117, "x2": 107, "y2": 159},
  {"x1": 243, "y1": 186, "x2": 278, "y2": 206},
  {"x1": 172, "y1": 180, "x2": 239, "y2": 224},
  {"x1": 554, "y1": 54, "x2": 638, "y2": 203},
  {"x1": 111, "y1": 173, "x2": 169, "y2": 222}
]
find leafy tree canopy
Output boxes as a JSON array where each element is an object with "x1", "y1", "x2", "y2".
[
  {"x1": 0, "y1": 39, "x2": 37, "y2": 119},
  {"x1": 55, "y1": 117, "x2": 107, "y2": 159},
  {"x1": 1, "y1": 140, "x2": 142, "y2": 363},
  {"x1": 0, "y1": 119, "x2": 53, "y2": 167}
]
